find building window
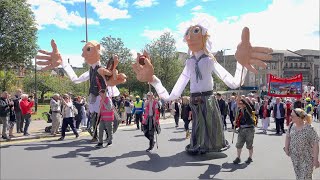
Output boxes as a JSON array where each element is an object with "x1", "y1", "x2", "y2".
[
  {"x1": 285, "y1": 63, "x2": 288, "y2": 68},
  {"x1": 295, "y1": 63, "x2": 297, "y2": 68},
  {"x1": 290, "y1": 63, "x2": 293, "y2": 68},
  {"x1": 300, "y1": 63, "x2": 302, "y2": 68}
]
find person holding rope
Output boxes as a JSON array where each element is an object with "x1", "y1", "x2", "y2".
[
  {"x1": 132, "y1": 21, "x2": 273, "y2": 154},
  {"x1": 233, "y1": 97, "x2": 255, "y2": 164},
  {"x1": 142, "y1": 92, "x2": 160, "y2": 152}
]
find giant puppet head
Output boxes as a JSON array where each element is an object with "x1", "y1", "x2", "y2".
[
  {"x1": 81, "y1": 40, "x2": 101, "y2": 65},
  {"x1": 183, "y1": 25, "x2": 212, "y2": 56}
]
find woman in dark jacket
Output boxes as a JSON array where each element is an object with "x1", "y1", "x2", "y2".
[
  {"x1": 258, "y1": 100, "x2": 272, "y2": 134},
  {"x1": 181, "y1": 96, "x2": 192, "y2": 139},
  {"x1": 73, "y1": 96, "x2": 85, "y2": 130}
]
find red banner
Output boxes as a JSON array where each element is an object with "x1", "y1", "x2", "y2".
[{"x1": 268, "y1": 73, "x2": 303, "y2": 97}]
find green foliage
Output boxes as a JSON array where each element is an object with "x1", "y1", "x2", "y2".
[
  {"x1": 23, "y1": 71, "x2": 74, "y2": 102},
  {"x1": 100, "y1": 36, "x2": 133, "y2": 64},
  {"x1": 0, "y1": 69, "x2": 19, "y2": 92},
  {"x1": 99, "y1": 36, "x2": 147, "y2": 96},
  {"x1": 213, "y1": 74, "x2": 228, "y2": 91},
  {"x1": 145, "y1": 32, "x2": 184, "y2": 94},
  {"x1": 0, "y1": 0, "x2": 38, "y2": 67}
]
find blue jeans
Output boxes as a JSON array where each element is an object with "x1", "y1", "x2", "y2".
[{"x1": 23, "y1": 114, "x2": 31, "y2": 135}]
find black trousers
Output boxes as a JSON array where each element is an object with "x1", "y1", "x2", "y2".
[
  {"x1": 174, "y1": 115, "x2": 179, "y2": 126},
  {"x1": 61, "y1": 117, "x2": 78, "y2": 137},
  {"x1": 135, "y1": 113, "x2": 143, "y2": 129},
  {"x1": 75, "y1": 117, "x2": 82, "y2": 129},
  {"x1": 229, "y1": 112, "x2": 235, "y2": 128},
  {"x1": 183, "y1": 118, "x2": 191, "y2": 131},
  {"x1": 143, "y1": 117, "x2": 155, "y2": 148},
  {"x1": 222, "y1": 115, "x2": 227, "y2": 128},
  {"x1": 275, "y1": 118, "x2": 285, "y2": 133},
  {"x1": 126, "y1": 113, "x2": 132, "y2": 125}
]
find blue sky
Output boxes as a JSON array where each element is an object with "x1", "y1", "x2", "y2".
[{"x1": 28, "y1": 0, "x2": 319, "y2": 67}]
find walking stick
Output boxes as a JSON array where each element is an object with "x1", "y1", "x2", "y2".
[
  {"x1": 232, "y1": 66, "x2": 244, "y2": 144},
  {"x1": 92, "y1": 111, "x2": 100, "y2": 139},
  {"x1": 154, "y1": 117, "x2": 159, "y2": 149}
]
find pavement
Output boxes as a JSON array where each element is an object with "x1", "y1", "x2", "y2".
[
  {"x1": 1, "y1": 116, "x2": 319, "y2": 179},
  {"x1": 0, "y1": 113, "x2": 176, "y2": 143}
]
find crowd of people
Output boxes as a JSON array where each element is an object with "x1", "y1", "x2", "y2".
[{"x1": 1, "y1": 88, "x2": 319, "y2": 179}]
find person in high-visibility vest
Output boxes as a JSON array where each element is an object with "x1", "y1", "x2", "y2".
[
  {"x1": 305, "y1": 97, "x2": 313, "y2": 115},
  {"x1": 132, "y1": 96, "x2": 144, "y2": 130}
]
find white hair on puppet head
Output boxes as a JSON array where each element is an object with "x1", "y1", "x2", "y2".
[{"x1": 182, "y1": 18, "x2": 215, "y2": 60}]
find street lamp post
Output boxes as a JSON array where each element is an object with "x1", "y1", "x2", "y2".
[
  {"x1": 34, "y1": 58, "x2": 38, "y2": 112},
  {"x1": 223, "y1": 48, "x2": 230, "y2": 68},
  {"x1": 85, "y1": 0, "x2": 88, "y2": 43}
]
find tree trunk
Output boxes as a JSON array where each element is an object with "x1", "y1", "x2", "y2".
[{"x1": 40, "y1": 90, "x2": 46, "y2": 103}]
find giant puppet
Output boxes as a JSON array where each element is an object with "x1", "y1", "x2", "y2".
[
  {"x1": 132, "y1": 25, "x2": 273, "y2": 154},
  {"x1": 36, "y1": 40, "x2": 127, "y2": 137}
]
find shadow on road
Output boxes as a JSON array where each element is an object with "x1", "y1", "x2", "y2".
[
  {"x1": 134, "y1": 134, "x2": 145, "y2": 138},
  {"x1": 172, "y1": 130, "x2": 185, "y2": 133},
  {"x1": 221, "y1": 162, "x2": 248, "y2": 173},
  {"x1": 125, "y1": 151, "x2": 227, "y2": 173},
  {"x1": 168, "y1": 137, "x2": 186, "y2": 142}
]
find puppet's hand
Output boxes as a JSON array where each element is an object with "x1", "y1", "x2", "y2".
[
  {"x1": 98, "y1": 67, "x2": 112, "y2": 76},
  {"x1": 106, "y1": 69, "x2": 127, "y2": 86},
  {"x1": 235, "y1": 27, "x2": 273, "y2": 74},
  {"x1": 132, "y1": 51, "x2": 154, "y2": 83},
  {"x1": 36, "y1": 40, "x2": 63, "y2": 71}
]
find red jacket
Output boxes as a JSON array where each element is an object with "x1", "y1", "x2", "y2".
[
  {"x1": 20, "y1": 99, "x2": 34, "y2": 115},
  {"x1": 142, "y1": 100, "x2": 160, "y2": 125}
]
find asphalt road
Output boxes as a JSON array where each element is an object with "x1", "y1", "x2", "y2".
[{"x1": 1, "y1": 118, "x2": 319, "y2": 180}]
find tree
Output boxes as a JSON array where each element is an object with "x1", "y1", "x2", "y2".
[
  {"x1": 100, "y1": 36, "x2": 132, "y2": 64},
  {"x1": 0, "y1": 0, "x2": 38, "y2": 68},
  {"x1": 100, "y1": 36, "x2": 145, "y2": 96},
  {"x1": 0, "y1": 69, "x2": 18, "y2": 92},
  {"x1": 23, "y1": 71, "x2": 74, "y2": 103},
  {"x1": 145, "y1": 32, "x2": 184, "y2": 95}
]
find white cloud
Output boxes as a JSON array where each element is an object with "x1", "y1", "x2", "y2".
[
  {"x1": 191, "y1": 5, "x2": 202, "y2": 11},
  {"x1": 130, "y1": 49, "x2": 138, "y2": 59},
  {"x1": 118, "y1": 0, "x2": 129, "y2": 8},
  {"x1": 175, "y1": 0, "x2": 319, "y2": 53},
  {"x1": 176, "y1": 0, "x2": 186, "y2": 7},
  {"x1": 55, "y1": 0, "x2": 85, "y2": 5},
  {"x1": 28, "y1": 0, "x2": 99, "y2": 30},
  {"x1": 141, "y1": 27, "x2": 188, "y2": 52},
  {"x1": 141, "y1": 28, "x2": 173, "y2": 40},
  {"x1": 63, "y1": 54, "x2": 85, "y2": 67},
  {"x1": 133, "y1": 0, "x2": 158, "y2": 8},
  {"x1": 202, "y1": 0, "x2": 210, "y2": 2},
  {"x1": 91, "y1": 0, "x2": 131, "y2": 20}
]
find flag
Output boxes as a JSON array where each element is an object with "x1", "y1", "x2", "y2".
[{"x1": 268, "y1": 73, "x2": 303, "y2": 97}]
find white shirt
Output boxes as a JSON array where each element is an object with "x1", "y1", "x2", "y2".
[
  {"x1": 147, "y1": 100, "x2": 158, "y2": 116},
  {"x1": 50, "y1": 98, "x2": 61, "y2": 111},
  {"x1": 151, "y1": 50, "x2": 247, "y2": 101},
  {"x1": 61, "y1": 59, "x2": 120, "y2": 113},
  {"x1": 63, "y1": 101, "x2": 74, "y2": 118}
]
